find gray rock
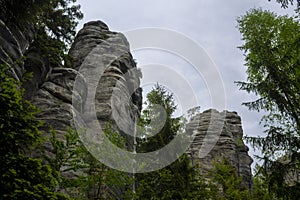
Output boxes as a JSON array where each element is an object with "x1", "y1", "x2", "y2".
[
  {"x1": 32, "y1": 67, "x2": 87, "y2": 139},
  {"x1": 0, "y1": 19, "x2": 34, "y2": 81},
  {"x1": 187, "y1": 109, "x2": 253, "y2": 190},
  {"x1": 68, "y1": 20, "x2": 142, "y2": 149},
  {"x1": 0, "y1": 15, "x2": 255, "y2": 197},
  {"x1": 0, "y1": 18, "x2": 50, "y2": 99}
]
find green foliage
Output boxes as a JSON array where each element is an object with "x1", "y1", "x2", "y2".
[
  {"x1": 268, "y1": 0, "x2": 300, "y2": 15},
  {"x1": 135, "y1": 84, "x2": 213, "y2": 199},
  {"x1": 32, "y1": 0, "x2": 83, "y2": 66},
  {"x1": 250, "y1": 164, "x2": 278, "y2": 200},
  {"x1": 135, "y1": 154, "x2": 214, "y2": 200},
  {"x1": 49, "y1": 126, "x2": 134, "y2": 199},
  {"x1": 237, "y1": 8, "x2": 300, "y2": 164},
  {"x1": 138, "y1": 84, "x2": 181, "y2": 152},
  {"x1": 1, "y1": 0, "x2": 46, "y2": 24},
  {"x1": 210, "y1": 159, "x2": 250, "y2": 200},
  {"x1": 237, "y1": 9, "x2": 300, "y2": 130},
  {"x1": 0, "y1": 65, "x2": 67, "y2": 199},
  {"x1": 237, "y1": 8, "x2": 300, "y2": 199},
  {"x1": 1, "y1": 0, "x2": 83, "y2": 43},
  {"x1": 250, "y1": 163, "x2": 300, "y2": 200},
  {"x1": 1, "y1": 0, "x2": 83, "y2": 67},
  {"x1": 268, "y1": 0, "x2": 300, "y2": 9},
  {"x1": 185, "y1": 163, "x2": 219, "y2": 200}
]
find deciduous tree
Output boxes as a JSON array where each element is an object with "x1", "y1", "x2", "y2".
[
  {"x1": 0, "y1": 65, "x2": 68, "y2": 199},
  {"x1": 237, "y1": 8, "x2": 300, "y2": 198}
]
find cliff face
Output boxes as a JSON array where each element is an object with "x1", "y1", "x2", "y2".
[
  {"x1": 0, "y1": 17, "x2": 142, "y2": 142},
  {"x1": 0, "y1": 16, "x2": 53, "y2": 100},
  {"x1": 187, "y1": 109, "x2": 253, "y2": 189}
]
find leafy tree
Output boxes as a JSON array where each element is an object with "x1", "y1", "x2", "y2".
[
  {"x1": 29, "y1": 0, "x2": 83, "y2": 66},
  {"x1": 138, "y1": 84, "x2": 179, "y2": 152},
  {"x1": 267, "y1": 0, "x2": 300, "y2": 15},
  {"x1": 185, "y1": 161, "x2": 219, "y2": 200},
  {"x1": 135, "y1": 84, "x2": 212, "y2": 199},
  {"x1": 0, "y1": 65, "x2": 68, "y2": 199},
  {"x1": 268, "y1": 0, "x2": 300, "y2": 10},
  {"x1": 50, "y1": 126, "x2": 135, "y2": 199},
  {"x1": 250, "y1": 164, "x2": 283, "y2": 200},
  {"x1": 210, "y1": 159, "x2": 250, "y2": 200},
  {"x1": 1, "y1": 0, "x2": 82, "y2": 44},
  {"x1": 1, "y1": 0, "x2": 83, "y2": 97},
  {"x1": 237, "y1": 8, "x2": 300, "y2": 198}
]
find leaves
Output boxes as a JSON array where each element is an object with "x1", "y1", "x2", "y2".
[
  {"x1": 135, "y1": 85, "x2": 214, "y2": 199},
  {"x1": 237, "y1": 8, "x2": 300, "y2": 153},
  {"x1": 0, "y1": 65, "x2": 67, "y2": 199},
  {"x1": 237, "y1": 8, "x2": 300, "y2": 198},
  {"x1": 268, "y1": 0, "x2": 300, "y2": 9}
]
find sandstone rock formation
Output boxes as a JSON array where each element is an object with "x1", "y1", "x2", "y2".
[
  {"x1": 68, "y1": 21, "x2": 142, "y2": 148},
  {"x1": 187, "y1": 109, "x2": 253, "y2": 189},
  {"x1": 0, "y1": 19, "x2": 143, "y2": 153},
  {"x1": 33, "y1": 20, "x2": 142, "y2": 198},
  {"x1": 0, "y1": 15, "x2": 51, "y2": 100},
  {"x1": 0, "y1": 18, "x2": 34, "y2": 81},
  {"x1": 0, "y1": 14, "x2": 254, "y2": 197},
  {"x1": 0, "y1": 17, "x2": 142, "y2": 198}
]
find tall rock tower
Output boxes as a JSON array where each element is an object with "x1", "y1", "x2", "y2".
[
  {"x1": 187, "y1": 109, "x2": 253, "y2": 189},
  {"x1": 21, "y1": 21, "x2": 142, "y2": 198},
  {"x1": 68, "y1": 21, "x2": 142, "y2": 146},
  {"x1": 30, "y1": 20, "x2": 142, "y2": 148}
]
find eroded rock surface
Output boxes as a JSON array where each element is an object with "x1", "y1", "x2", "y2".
[
  {"x1": 187, "y1": 109, "x2": 253, "y2": 189},
  {"x1": 0, "y1": 15, "x2": 254, "y2": 197},
  {"x1": 0, "y1": 19, "x2": 34, "y2": 81},
  {"x1": 68, "y1": 21, "x2": 142, "y2": 148},
  {"x1": 29, "y1": 21, "x2": 142, "y2": 198}
]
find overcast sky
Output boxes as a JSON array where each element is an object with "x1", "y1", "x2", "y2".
[{"x1": 76, "y1": 0, "x2": 297, "y2": 168}]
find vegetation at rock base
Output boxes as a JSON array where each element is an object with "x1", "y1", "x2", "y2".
[
  {"x1": 0, "y1": 65, "x2": 68, "y2": 199},
  {"x1": 0, "y1": 0, "x2": 82, "y2": 199},
  {"x1": 134, "y1": 85, "x2": 253, "y2": 200},
  {"x1": 48, "y1": 127, "x2": 135, "y2": 200},
  {"x1": 209, "y1": 159, "x2": 250, "y2": 200},
  {"x1": 1, "y1": 0, "x2": 300, "y2": 199}
]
